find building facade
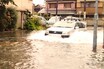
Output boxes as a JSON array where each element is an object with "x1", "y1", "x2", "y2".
[
  {"x1": 45, "y1": 0, "x2": 77, "y2": 16},
  {"x1": 77, "y1": 0, "x2": 104, "y2": 16},
  {"x1": 46, "y1": 0, "x2": 104, "y2": 17}
]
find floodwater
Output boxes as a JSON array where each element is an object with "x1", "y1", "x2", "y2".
[{"x1": 0, "y1": 27, "x2": 104, "y2": 69}]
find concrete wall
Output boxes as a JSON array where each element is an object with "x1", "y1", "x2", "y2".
[{"x1": 8, "y1": 0, "x2": 33, "y2": 13}]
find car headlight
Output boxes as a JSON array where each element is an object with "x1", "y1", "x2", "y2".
[
  {"x1": 62, "y1": 31, "x2": 68, "y2": 34},
  {"x1": 45, "y1": 30, "x2": 49, "y2": 33}
]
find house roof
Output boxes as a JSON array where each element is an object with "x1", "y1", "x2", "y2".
[{"x1": 38, "y1": 8, "x2": 46, "y2": 13}]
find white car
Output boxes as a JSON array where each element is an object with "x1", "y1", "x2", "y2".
[
  {"x1": 45, "y1": 21, "x2": 78, "y2": 38},
  {"x1": 31, "y1": 15, "x2": 47, "y2": 26},
  {"x1": 47, "y1": 16, "x2": 61, "y2": 26},
  {"x1": 63, "y1": 16, "x2": 87, "y2": 28}
]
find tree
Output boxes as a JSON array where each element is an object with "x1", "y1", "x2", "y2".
[
  {"x1": 0, "y1": 0, "x2": 17, "y2": 31},
  {"x1": 1, "y1": 0, "x2": 17, "y2": 5}
]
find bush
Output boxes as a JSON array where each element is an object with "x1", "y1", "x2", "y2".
[
  {"x1": 24, "y1": 19, "x2": 35, "y2": 30},
  {"x1": 6, "y1": 7, "x2": 18, "y2": 30},
  {"x1": 0, "y1": 7, "x2": 17, "y2": 31},
  {"x1": 24, "y1": 15, "x2": 47, "y2": 31}
]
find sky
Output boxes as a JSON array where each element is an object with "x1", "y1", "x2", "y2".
[{"x1": 33, "y1": 0, "x2": 45, "y2": 5}]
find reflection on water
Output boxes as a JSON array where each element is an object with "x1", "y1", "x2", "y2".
[
  {"x1": 88, "y1": 51, "x2": 104, "y2": 69},
  {"x1": 0, "y1": 29, "x2": 104, "y2": 69},
  {"x1": 0, "y1": 30, "x2": 37, "y2": 69}
]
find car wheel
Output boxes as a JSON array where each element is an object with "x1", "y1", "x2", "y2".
[
  {"x1": 45, "y1": 33, "x2": 48, "y2": 36},
  {"x1": 61, "y1": 35, "x2": 70, "y2": 38}
]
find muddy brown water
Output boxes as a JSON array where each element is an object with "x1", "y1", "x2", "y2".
[{"x1": 0, "y1": 28, "x2": 104, "y2": 69}]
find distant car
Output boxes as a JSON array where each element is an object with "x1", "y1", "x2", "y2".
[
  {"x1": 38, "y1": 16, "x2": 47, "y2": 26},
  {"x1": 31, "y1": 15, "x2": 47, "y2": 26},
  {"x1": 63, "y1": 16, "x2": 87, "y2": 28},
  {"x1": 47, "y1": 16, "x2": 61, "y2": 26},
  {"x1": 45, "y1": 21, "x2": 78, "y2": 38}
]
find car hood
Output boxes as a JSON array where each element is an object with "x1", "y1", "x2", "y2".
[{"x1": 47, "y1": 27, "x2": 74, "y2": 32}]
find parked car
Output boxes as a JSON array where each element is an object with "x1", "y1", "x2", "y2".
[
  {"x1": 63, "y1": 16, "x2": 87, "y2": 28},
  {"x1": 47, "y1": 16, "x2": 61, "y2": 26},
  {"x1": 31, "y1": 15, "x2": 47, "y2": 26},
  {"x1": 38, "y1": 16, "x2": 47, "y2": 26}
]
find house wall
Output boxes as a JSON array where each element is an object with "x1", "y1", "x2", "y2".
[
  {"x1": 77, "y1": 0, "x2": 104, "y2": 16},
  {"x1": 8, "y1": 0, "x2": 33, "y2": 13},
  {"x1": 46, "y1": 0, "x2": 76, "y2": 16}
]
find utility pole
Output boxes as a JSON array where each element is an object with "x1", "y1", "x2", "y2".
[
  {"x1": 103, "y1": 21, "x2": 104, "y2": 48},
  {"x1": 56, "y1": 0, "x2": 58, "y2": 16},
  {"x1": 102, "y1": 3, "x2": 104, "y2": 49},
  {"x1": 84, "y1": 0, "x2": 86, "y2": 20},
  {"x1": 93, "y1": 0, "x2": 99, "y2": 52}
]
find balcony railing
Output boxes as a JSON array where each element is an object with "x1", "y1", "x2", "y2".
[{"x1": 47, "y1": 10, "x2": 76, "y2": 14}]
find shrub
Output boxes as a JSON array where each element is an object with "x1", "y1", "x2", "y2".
[
  {"x1": 0, "y1": 7, "x2": 17, "y2": 31},
  {"x1": 24, "y1": 19, "x2": 35, "y2": 30},
  {"x1": 5, "y1": 7, "x2": 18, "y2": 30},
  {"x1": 24, "y1": 15, "x2": 46, "y2": 30}
]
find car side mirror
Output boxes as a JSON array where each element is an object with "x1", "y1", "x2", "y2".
[{"x1": 74, "y1": 26, "x2": 79, "y2": 29}]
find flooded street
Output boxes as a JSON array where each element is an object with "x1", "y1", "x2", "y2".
[{"x1": 0, "y1": 27, "x2": 104, "y2": 69}]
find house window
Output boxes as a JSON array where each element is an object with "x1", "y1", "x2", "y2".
[
  {"x1": 81, "y1": 2, "x2": 95, "y2": 8},
  {"x1": 64, "y1": 3, "x2": 71, "y2": 8},
  {"x1": 49, "y1": 3, "x2": 56, "y2": 8}
]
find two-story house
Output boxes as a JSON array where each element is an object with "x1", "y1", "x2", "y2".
[
  {"x1": 45, "y1": 0, "x2": 77, "y2": 16},
  {"x1": 46, "y1": 0, "x2": 104, "y2": 17},
  {"x1": 77, "y1": 0, "x2": 104, "y2": 17}
]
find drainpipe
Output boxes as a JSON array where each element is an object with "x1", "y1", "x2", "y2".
[
  {"x1": 93, "y1": 0, "x2": 98, "y2": 52},
  {"x1": 56, "y1": 0, "x2": 58, "y2": 16},
  {"x1": 83, "y1": 0, "x2": 86, "y2": 20},
  {"x1": 46, "y1": 2, "x2": 48, "y2": 14}
]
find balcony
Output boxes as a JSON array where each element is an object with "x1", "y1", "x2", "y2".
[
  {"x1": 46, "y1": 0, "x2": 76, "y2": 1},
  {"x1": 77, "y1": 7, "x2": 103, "y2": 15},
  {"x1": 47, "y1": 9, "x2": 76, "y2": 15},
  {"x1": 46, "y1": 0, "x2": 76, "y2": 2}
]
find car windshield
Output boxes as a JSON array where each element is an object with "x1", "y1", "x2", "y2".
[
  {"x1": 48, "y1": 16, "x2": 60, "y2": 21},
  {"x1": 53, "y1": 21, "x2": 75, "y2": 28},
  {"x1": 63, "y1": 16, "x2": 82, "y2": 22},
  {"x1": 55, "y1": 26, "x2": 72, "y2": 28}
]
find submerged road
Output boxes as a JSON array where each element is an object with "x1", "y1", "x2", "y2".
[{"x1": 0, "y1": 27, "x2": 104, "y2": 69}]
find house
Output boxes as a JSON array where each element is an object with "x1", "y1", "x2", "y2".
[
  {"x1": 7, "y1": 0, "x2": 33, "y2": 29},
  {"x1": 45, "y1": 0, "x2": 77, "y2": 16},
  {"x1": 46, "y1": 0, "x2": 104, "y2": 17},
  {"x1": 77, "y1": 0, "x2": 104, "y2": 17}
]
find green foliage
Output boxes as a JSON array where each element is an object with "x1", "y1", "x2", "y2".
[
  {"x1": 43, "y1": 13, "x2": 50, "y2": 20},
  {"x1": 24, "y1": 10, "x2": 32, "y2": 19},
  {"x1": 0, "y1": 5, "x2": 6, "y2": 18},
  {"x1": 6, "y1": 7, "x2": 18, "y2": 30},
  {"x1": 1, "y1": 0, "x2": 17, "y2": 6},
  {"x1": 24, "y1": 16, "x2": 45, "y2": 30},
  {"x1": 24, "y1": 19, "x2": 35, "y2": 30},
  {"x1": 0, "y1": 0, "x2": 17, "y2": 32},
  {"x1": 0, "y1": 5, "x2": 7, "y2": 31},
  {"x1": 0, "y1": 7, "x2": 18, "y2": 31}
]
